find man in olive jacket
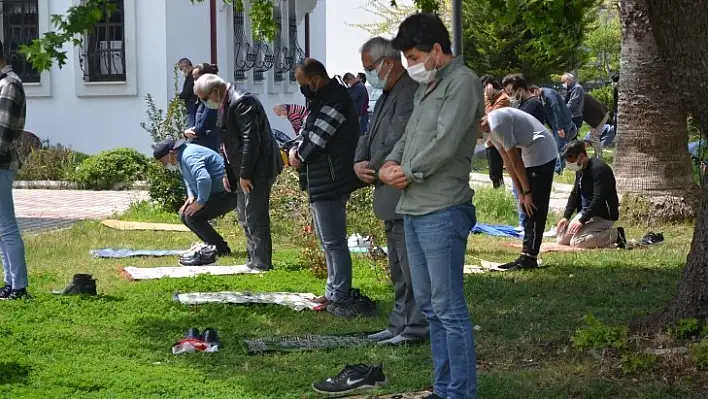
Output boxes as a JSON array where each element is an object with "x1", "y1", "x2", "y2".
[{"x1": 354, "y1": 36, "x2": 428, "y2": 346}]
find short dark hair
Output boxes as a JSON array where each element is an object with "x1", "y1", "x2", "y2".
[
  {"x1": 194, "y1": 62, "x2": 218, "y2": 74},
  {"x1": 392, "y1": 13, "x2": 452, "y2": 54},
  {"x1": 561, "y1": 140, "x2": 587, "y2": 159},
  {"x1": 297, "y1": 58, "x2": 329, "y2": 79},
  {"x1": 502, "y1": 74, "x2": 529, "y2": 91},
  {"x1": 357, "y1": 72, "x2": 366, "y2": 83},
  {"x1": 480, "y1": 74, "x2": 501, "y2": 90},
  {"x1": 342, "y1": 73, "x2": 355, "y2": 81},
  {"x1": 178, "y1": 58, "x2": 192, "y2": 66},
  {"x1": 611, "y1": 73, "x2": 619, "y2": 83}
]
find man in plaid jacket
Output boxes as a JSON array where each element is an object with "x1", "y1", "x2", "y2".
[{"x1": 0, "y1": 40, "x2": 29, "y2": 300}]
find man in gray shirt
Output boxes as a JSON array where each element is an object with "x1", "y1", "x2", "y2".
[
  {"x1": 379, "y1": 12, "x2": 482, "y2": 399},
  {"x1": 482, "y1": 107, "x2": 558, "y2": 271},
  {"x1": 354, "y1": 36, "x2": 428, "y2": 346}
]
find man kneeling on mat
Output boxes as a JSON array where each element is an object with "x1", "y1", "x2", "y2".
[
  {"x1": 555, "y1": 140, "x2": 627, "y2": 249},
  {"x1": 153, "y1": 138, "x2": 237, "y2": 266}
]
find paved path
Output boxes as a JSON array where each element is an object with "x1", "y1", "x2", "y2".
[
  {"x1": 13, "y1": 189, "x2": 148, "y2": 234},
  {"x1": 470, "y1": 172, "x2": 571, "y2": 212}
]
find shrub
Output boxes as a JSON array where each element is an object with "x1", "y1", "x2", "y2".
[
  {"x1": 589, "y1": 85, "x2": 614, "y2": 113},
  {"x1": 146, "y1": 161, "x2": 185, "y2": 212},
  {"x1": 668, "y1": 318, "x2": 701, "y2": 340},
  {"x1": 689, "y1": 339, "x2": 708, "y2": 370},
  {"x1": 72, "y1": 148, "x2": 150, "y2": 190},
  {"x1": 140, "y1": 64, "x2": 189, "y2": 209},
  {"x1": 571, "y1": 314, "x2": 629, "y2": 351},
  {"x1": 17, "y1": 141, "x2": 89, "y2": 181}
]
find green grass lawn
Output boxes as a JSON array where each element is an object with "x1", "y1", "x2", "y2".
[{"x1": 0, "y1": 194, "x2": 704, "y2": 398}]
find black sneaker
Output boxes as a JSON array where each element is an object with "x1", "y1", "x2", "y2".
[
  {"x1": 616, "y1": 227, "x2": 627, "y2": 249},
  {"x1": 201, "y1": 327, "x2": 222, "y2": 348},
  {"x1": 0, "y1": 284, "x2": 12, "y2": 298},
  {"x1": 639, "y1": 232, "x2": 664, "y2": 246},
  {"x1": 327, "y1": 289, "x2": 377, "y2": 319},
  {"x1": 311, "y1": 364, "x2": 387, "y2": 395},
  {"x1": 495, "y1": 255, "x2": 538, "y2": 271},
  {"x1": 52, "y1": 274, "x2": 97, "y2": 296},
  {"x1": 179, "y1": 245, "x2": 217, "y2": 266},
  {"x1": 422, "y1": 394, "x2": 445, "y2": 399},
  {"x1": 0, "y1": 288, "x2": 29, "y2": 300}
]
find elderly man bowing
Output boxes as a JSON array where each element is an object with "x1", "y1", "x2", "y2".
[
  {"x1": 354, "y1": 37, "x2": 428, "y2": 345},
  {"x1": 194, "y1": 73, "x2": 283, "y2": 272}
]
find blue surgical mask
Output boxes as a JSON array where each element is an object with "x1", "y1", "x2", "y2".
[{"x1": 365, "y1": 61, "x2": 390, "y2": 90}]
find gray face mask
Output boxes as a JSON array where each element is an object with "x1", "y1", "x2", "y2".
[{"x1": 166, "y1": 163, "x2": 180, "y2": 173}]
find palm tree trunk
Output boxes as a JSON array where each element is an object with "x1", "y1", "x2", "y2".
[
  {"x1": 613, "y1": 0, "x2": 698, "y2": 223},
  {"x1": 632, "y1": 0, "x2": 708, "y2": 331}
]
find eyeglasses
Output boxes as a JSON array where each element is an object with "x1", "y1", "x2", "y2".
[{"x1": 363, "y1": 57, "x2": 385, "y2": 73}]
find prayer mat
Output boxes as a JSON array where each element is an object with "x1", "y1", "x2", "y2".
[
  {"x1": 101, "y1": 219, "x2": 190, "y2": 232},
  {"x1": 343, "y1": 391, "x2": 433, "y2": 399},
  {"x1": 244, "y1": 332, "x2": 378, "y2": 354},
  {"x1": 92, "y1": 248, "x2": 184, "y2": 258},
  {"x1": 471, "y1": 223, "x2": 524, "y2": 239},
  {"x1": 502, "y1": 241, "x2": 587, "y2": 253},
  {"x1": 174, "y1": 291, "x2": 324, "y2": 312},
  {"x1": 121, "y1": 265, "x2": 260, "y2": 280}
]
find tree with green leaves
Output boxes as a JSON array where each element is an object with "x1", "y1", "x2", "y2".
[
  {"x1": 353, "y1": 0, "x2": 451, "y2": 36},
  {"x1": 462, "y1": 0, "x2": 600, "y2": 83},
  {"x1": 578, "y1": 2, "x2": 620, "y2": 82}
]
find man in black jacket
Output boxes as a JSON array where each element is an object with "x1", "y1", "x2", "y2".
[
  {"x1": 289, "y1": 58, "x2": 365, "y2": 318},
  {"x1": 178, "y1": 58, "x2": 199, "y2": 127},
  {"x1": 555, "y1": 141, "x2": 626, "y2": 249},
  {"x1": 502, "y1": 73, "x2": 545, "y2": 125},
  {"x1": 194, "y1": 73, "x2": 283, "y2": 271}
]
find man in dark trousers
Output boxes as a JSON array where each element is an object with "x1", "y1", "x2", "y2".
[
  {"x1": 178, "y1": 58, "x2": 198, "y2": 127},
  {"x1": 195, "y1": 73, "x2": 283, "y2": 272},
  {"x1": 290, "y1": 59, "x2": 366, "y2": 318},
  {"x1": 583, "y1": 94, "x2": 609, "y2": 158},
  {"x1": 153, "y1": 138, "x2": 237, "y2": 266},
  {"x1": 482, "y1": 107, "x2": 558, "y2": 271},
  {"x1": 355, "y1": 36, "x2": 428, "y2": 346},
  {"x1": 343, "y1": 72, "x2": 370, "y2": 134}
]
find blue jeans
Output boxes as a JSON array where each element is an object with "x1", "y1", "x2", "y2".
[
  {"x1": 553, "y1": 130, "x2": 568, "y2": 173},
  {"x1": 311, "y1": 195, "x2": 352, "y2": 302},
  {"x1": 511, "y1": 185, "x2": 528, "y2": 228},
  {"x1": 0, "y1": 169, "x2": 27, "y2": 289},
  {"x1": 404, "y1": 203, "x2": 477, "y2": 399}
]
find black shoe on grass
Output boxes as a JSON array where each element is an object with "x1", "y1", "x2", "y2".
[{"x1": 312, "y1": 364, "x2": 387, "y2": 396}]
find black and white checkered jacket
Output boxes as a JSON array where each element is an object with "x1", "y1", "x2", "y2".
[{"x1": 0, "y1": 65, "x2": 27, "y2": 171}]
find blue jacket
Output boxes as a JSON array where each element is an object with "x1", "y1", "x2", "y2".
[
  {"x1": 541, "y1": 88, "x2": 576, "y2": 138},
  {"x1": 191, "y1": 102, "x2": 221, "y2": 152},
  {"x1": 177, "y1": 143, "x2": 226, "y2": 205}
]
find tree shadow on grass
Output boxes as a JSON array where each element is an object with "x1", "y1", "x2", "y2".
[{"x1": 0, "y1": 362, "x2": 31, "y2": 385}]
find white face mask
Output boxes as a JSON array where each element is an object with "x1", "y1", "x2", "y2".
[
  {"x1": 204, "y1": 99, "x2": 220, "y2": 110},
  {"x1": 407, "y1": 52, "x2": 437, "y2": 84},
  {"x1": 566, "y1": 159, "x2": 583, "y2": 172},
  {"x1": 166, "y1": 163, "x2": 180, "y2": 173}
]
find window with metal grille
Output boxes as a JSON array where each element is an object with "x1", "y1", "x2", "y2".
[
  {"x1": 81, "y1": 0, "x2": 126, "y2": 82},
  {"x1": 232, "y1": 6, "x2": 251, "y2": 81},
  {"x1": 288, "y1": 0, "x2": 303, "y2": 83},
  {"x1": 0, "y1": 0, "x2": 40, "y2": 83}
]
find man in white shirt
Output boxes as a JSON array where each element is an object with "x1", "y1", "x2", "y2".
[{"x1": 481, "y1": 107, "x2": 558, "y2": 271}]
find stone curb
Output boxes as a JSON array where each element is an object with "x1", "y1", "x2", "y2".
[{"x1": 13, "y1": 180, "x2": 149, "y2": 190}]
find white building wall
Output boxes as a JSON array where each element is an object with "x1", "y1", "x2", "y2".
[
  {"x1": 24, "y1": 0, "x2": 323, "y2": 154},
  {"x1": 26, "y1": 0, "x2": 169, "y2": 154}
]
